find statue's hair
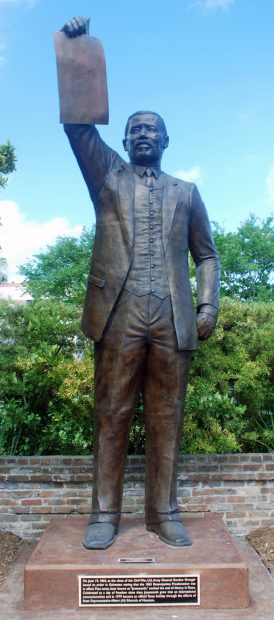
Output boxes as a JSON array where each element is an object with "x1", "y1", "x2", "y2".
[{"x1": 124, "y1": 111, "x2": 167, "y2": 137}]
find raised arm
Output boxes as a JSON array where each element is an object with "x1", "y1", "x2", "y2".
[
  {"x1": 64, "y1": 123, "x2": 120, "y2": 203},
  {"x1": 59, "y1": 17, "x2": 121, "y2": 202}
]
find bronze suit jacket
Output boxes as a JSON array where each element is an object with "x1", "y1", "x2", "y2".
[{"x1": 64, "y1": 124, "x2": 220, "y2": 350}]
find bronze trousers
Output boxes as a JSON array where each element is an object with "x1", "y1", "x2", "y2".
[{"x1": 89, "y1": 292, "x2": 191, "y2": 526}]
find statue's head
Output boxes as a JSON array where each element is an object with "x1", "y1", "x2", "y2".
[{"x1": 123, "y1": 111, "x2": 169, "y2": 166}]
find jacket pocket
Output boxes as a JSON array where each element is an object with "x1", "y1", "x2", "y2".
[{"x1": 88, "y1": 274, "x2": 105, "y2": 288}]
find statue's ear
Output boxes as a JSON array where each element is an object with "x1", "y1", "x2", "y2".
[
  {"x1": 122, "y1": 138, "x2": 127, "y2": 152},
  {"x1": 164, "y1": 135, "x2": 169, "y2": 150}
]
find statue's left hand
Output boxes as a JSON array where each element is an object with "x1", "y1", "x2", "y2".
[{"x1": 196, "y1": 312, "x2": 217, "y2": 340}]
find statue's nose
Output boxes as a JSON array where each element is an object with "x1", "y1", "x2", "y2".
[{"x1": 139, "y1": 126, "x2": 148, "y2": 137}]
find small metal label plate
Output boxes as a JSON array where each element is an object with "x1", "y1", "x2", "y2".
[
  {"x1": 118, "y1": 557, "x2": 155, "y2": 563},
  {"x1": 79, "y1": 574, "x2": 200, "y2": 607}
]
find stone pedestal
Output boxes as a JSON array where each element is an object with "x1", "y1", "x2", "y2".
[{"x1": 24, "y1": 514, "x2": 249, "y2": 611}]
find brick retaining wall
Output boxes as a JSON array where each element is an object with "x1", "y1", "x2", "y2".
[{"x1": 0, "y1": 454, "x2": 273, "y2": 540}]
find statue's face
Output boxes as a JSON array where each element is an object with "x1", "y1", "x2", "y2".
[{"x1": 123, "y1": 113, "x2": 169, "y2": 166}]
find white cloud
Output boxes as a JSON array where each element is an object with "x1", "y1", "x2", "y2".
[
  {"x1": 190, "y1": 0, "x2": 234, "y2": 10},
  {"x1": 266, "y1": 167, "x2": 274, "y2": 204},
  {"x1": 0, "y1": 201, "x2": 82, "y2": 281},
  {"x1": 174, "y1": 165, "x2": 204, "y2": 183}
]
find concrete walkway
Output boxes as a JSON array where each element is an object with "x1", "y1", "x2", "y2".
[{"x1": 0, "y1": 537, "x2": 274, "y2": 620}]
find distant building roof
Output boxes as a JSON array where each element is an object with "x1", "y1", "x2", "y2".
[{"x1": 0, "y1": 282, "x2": 32, "y2": 303}]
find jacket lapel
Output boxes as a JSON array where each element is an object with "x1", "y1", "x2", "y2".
[
  {"x1": 115, "y1": 162, "x2": 135, "y2": 249},
  {"x1": 162, "y1": 178, "x2": 182, "y2": 253}
]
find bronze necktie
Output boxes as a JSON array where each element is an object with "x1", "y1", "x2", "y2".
[{"x1": 145, "y1": 167, "x2": 154, "y2": 188}]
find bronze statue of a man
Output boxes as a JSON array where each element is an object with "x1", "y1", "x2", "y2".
[{"x1": 60, "y1": 17, "x2": 220, "y2": 550}]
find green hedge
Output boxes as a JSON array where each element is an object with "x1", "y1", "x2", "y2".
[{"x1": 0, "y1": 298, "x2": 273, "y2": 455}]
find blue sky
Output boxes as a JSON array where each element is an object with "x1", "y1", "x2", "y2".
[{"x1": 0, "y1": 0, "x2": 274, "y2": 279}]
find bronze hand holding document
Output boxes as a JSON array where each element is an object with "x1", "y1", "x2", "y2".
[
  {"x1": 54, "y1": 17, "x2": 108, "y2": 125},
  {"x1": 54, "y1": 16, "x2": 220, "y2": 550}
]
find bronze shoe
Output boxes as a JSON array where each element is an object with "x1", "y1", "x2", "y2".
[
  {"x1": 146, "y1": 521, "x2": 192, "y2": 547},
  {"x1": 82, "y1": 522, "x2": 117, "y2": 550}
]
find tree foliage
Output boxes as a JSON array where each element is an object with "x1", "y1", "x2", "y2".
[
  {"x1": 0, "y1": 299, "x2": 94, "y2": 455},
  {"x1": 0, "y1": 297, "x2": 273, "y2": 455},
  {"x1": 0, "y1": 257, "x2": 8, "y2": 282},
  {"x1": 212, "y1": 215, "x2": 274, "y2": 301},
  {"x1": 0, "y1": 140, "x2": 17, "y2": 274},
  {"x1": 181, "y1": 297, "x2": 274, "y2": 453},
  {"x1": 19, "y1": 227, "x2": 94, "y2": 304},
  {"x1": 0, "y1": 140, "x2": 16, "y2": 190}
]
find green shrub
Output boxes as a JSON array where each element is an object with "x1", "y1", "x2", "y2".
[
  {"x1": 181, "y1": 298, "x2": 274, "y2": 453},
  {"x1": 0, "y1": 297, "x2": 273, "y2": 454},
  {"x1": 0, "y1": 300, "x2": 94, "y2": 455}
]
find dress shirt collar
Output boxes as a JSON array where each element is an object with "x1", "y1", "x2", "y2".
[{"x1": 133, "y1": 164, "x2": 162, "y2": 179}]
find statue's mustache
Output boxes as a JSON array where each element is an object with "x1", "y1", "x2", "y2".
[{"x1": 135, "y1": 139, "x2": 153, "y2": 146}]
